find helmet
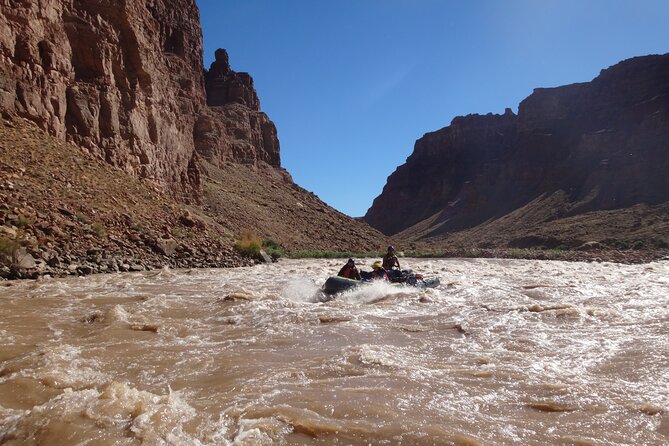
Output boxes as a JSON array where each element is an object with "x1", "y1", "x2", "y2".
[
  {"x1": 372, "y1": 260, "x2": 383, "y2": 269},
  {"x1": 387, "y1": 245, "x2": 395, "y2": 252},
  {"x1": 347, "y1": 258, "x2": 355, "y2": 265}
]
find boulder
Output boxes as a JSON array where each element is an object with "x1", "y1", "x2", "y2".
[
  {"x1": 77, "y1": 265, "x2": 94, "y2": 276},
  {"x1": 156, "y1": 238, "x2": 178, "y2": 256},
  {"x1": 179, "y1": 211, "x2": 205, "y2": 229},
  {"x1": 15, "y1": 249, "x2": 36, "y2": 269}
]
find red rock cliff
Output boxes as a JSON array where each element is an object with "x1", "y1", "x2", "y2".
[
  {"x1": 0, "y1": 0, "x2": 206, "y2": 200},
  {"x1": 194, "y1": 48, "x2": 281, "y2": 168},
  {"x1": 364, "y1": 54, "x2": 669, "y2": 237},
  {"x1": 0, "y1": 1, "x2": 385, "y2": 260}
]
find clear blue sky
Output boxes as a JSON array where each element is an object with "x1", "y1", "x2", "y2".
[{"x1": 196, "y1": 0, "x2": 669, "y2": 217}]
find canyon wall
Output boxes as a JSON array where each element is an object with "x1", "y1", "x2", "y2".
[
  {"x1": 364, "y1": 54, "x2": 669, "y2": 240},
  {"x1": 194, "y1": 49, "x2": 282, "y2": 169},
  {"x1": 0, "y1": 2, "x2": 285, "y2": 199},
  {"x1": 0, "y1": 0, "x2": 205, "y2": 200},
  {"x1": 0, "y1": 1, "x2": 385, "y2": 255}
]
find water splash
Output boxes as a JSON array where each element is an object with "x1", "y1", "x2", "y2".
[{"x1": 279, "y1": 278, "x2": 322, "y2": 303}]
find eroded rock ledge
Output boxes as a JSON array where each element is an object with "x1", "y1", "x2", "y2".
[
  {"x1": 364, "y1": 54, "x2": 669, "y2": 250},
  {"x1": 195, "y1": 48, "x2": 282, "y2": 170}
]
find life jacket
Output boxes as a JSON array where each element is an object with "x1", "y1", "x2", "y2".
[
  {"x1": 339, "y1": 264, "x2": 359, "y2": 279},
  {"x1": 372, "y1": 268, "x2": 388, "y2": 281},
  {"x1": 382, "y1": 254, "x2": 398, "y2": 270}
]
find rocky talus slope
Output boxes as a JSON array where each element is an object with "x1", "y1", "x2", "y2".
[
  {"x1": 194, "y1": 49, "x2": 384, "y2": 252},
  {"x1": 365, "y1": 54, "x2": 669, "y2": 256},
  {"x1": 0, "y1": 117, "x2": 253, "y2": 279},
  {"x1": 0, "y1": 2, "x2": 385, "y2": 278},
  {"x1": 200, "y1": 161, "x2": 383, "y2": 252}
]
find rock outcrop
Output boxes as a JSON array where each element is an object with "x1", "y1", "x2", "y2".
[
  {"x1": 195, "y1": 49, "x2": 281, "y2": 168},
  {"x1": 364, "y1": 54, "x2": 669, "y2": 245},
  {"x1": 205, "y1": 48, "x2": 259, "y2": 109},
  {"x1": 0, "y1": 0, "x2": 206, "y2": 200},
  {"x1": 0, "y1": 2, "x2": 386, "y2": 265}
]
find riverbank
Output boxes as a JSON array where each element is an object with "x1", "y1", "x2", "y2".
[
  {"x1": 0, "y1": 116, "x2": 388, "y2": 280},
  {"x1": 405, "y1": 247, "x2": 669, "y2": 264},
  {"x1": 2, "y1": 116, "x2": 665, "y2": 281},
  {"x1": 0, "y1": 117, "x2": 256, "y2": 280},
  {"x1": 3, "y1": 248, "x2": 666, "y2": 281},
  {"x1": 286, "y1": 247, "x2": 668, "y2": 264}
]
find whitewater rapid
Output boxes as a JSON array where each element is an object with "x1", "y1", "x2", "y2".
[{"x1": 0, "y1": 258, "x2": 667, "y2": 445}]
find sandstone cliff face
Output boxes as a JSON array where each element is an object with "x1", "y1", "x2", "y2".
[
  {"x1": 0, "y1": 0, "x2": 205, "y2": 199},
  {"x1": 195, "y1": 49, "x2": 281, "y2": 168},
  {"x1": 364, "y1": 54, "x2": 669, "y2": 241},
  {"x1": 365, "y1": 110, "x2": 518, "y2": 235},
  {"x1": 0, "y1": 2, "x2": 384, "y2": 257}
]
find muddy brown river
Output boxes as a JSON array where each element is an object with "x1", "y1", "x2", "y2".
[{"x1": 0, "y1": 258, "x2": 668, "y2": 445}]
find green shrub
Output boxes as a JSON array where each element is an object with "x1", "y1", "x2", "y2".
[
  {"x1": 235, "y1": 230, "x2": 262, "y2": 257},
  {"x1": 91, "y1": 222, "x2": 106, "y2": 238},
  {"x1": 76, "y1": 212, "x2": 91, "y2": 225},
  {"x1": 605, "y1": 239, "x2": 630, "y2": 250},
  {"x1": 0, "y1": 230, "x2": 35, "y2": 267},
  {"x1": 16, "y1": 215, "x2": 32, "y2": 229},
  {"x1": 468, "y1": 248, "x2": 483, "y2": 258},
  {"x1": 131, "y1": 222, "x2": 147, "y2": 233},
  {"x1": 508, "y1": 248, "x2": 530, "y2": 259},
  {"x1": 262, "y1": 239, "x2": 285, "y2": 259},
  {"x1": 0, "y1": 236, "x2": 21, "y2": 266},
  {"x1": 403, "y1": 251, "x2": 440, "y2": 258},
  {"x1": 654, "y1": 238, "x2": 669, "y2": 249},
  {"x1": 545, "y1": 249, "x2": 567, "y2": 259},
  {"x1": 286, "y1": 250, "x2": 381, "y2": 259},
  {"x1": 632, "y1": 240, "x2": 646, "y2": 250}
]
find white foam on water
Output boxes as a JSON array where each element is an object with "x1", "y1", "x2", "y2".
[
  {"x1": 232, "y1": 416, "x2": 292, "y2": 445},
  {"x1": 354, "y1": 343, "x2": 407, "y2": 368},
  {"x1": 336, "y1": 280, "x2": 411, "y2": 304},
  {"x1": 2, "y1": 258, "x2": 669, "y2": 444},
  {"x1": 1, "y1": 382, "x2": 205, "y2": 444},
  {"x1": 4, "y1": 343, "x2": 110, "y2": 390},
  {"x1": 279, "y1": 278, "x2": 322, "y2": 303}
]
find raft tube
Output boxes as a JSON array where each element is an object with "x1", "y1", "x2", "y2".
[{"x1": 322, "y1": 276, "x2": 440, "y2": 296}]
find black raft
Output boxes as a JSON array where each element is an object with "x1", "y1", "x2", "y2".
[{"x1": 322, "y1": 269, "x2": 440, "y2": 296}]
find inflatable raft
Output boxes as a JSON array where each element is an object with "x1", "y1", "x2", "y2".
[{"x1": 322, "y1": 274, "x2": 440, "y2": 296}]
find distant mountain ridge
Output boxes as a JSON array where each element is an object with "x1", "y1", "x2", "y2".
[{"x1": 364, "y1": 54, "x2": 669, "y2": 249}]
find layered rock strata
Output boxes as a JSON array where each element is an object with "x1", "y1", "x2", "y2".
[
  {"x1": 364, "y1": 54, "x2": 669, "y2": 240},
  {"x1": 0, "y1": 0, "x2": 205, "y2": 200},
  {"x1": 0, "y1": 1, "x2": 385, "y2": 264},
  {"x1": 195, "y1": 49, "x2": 281, "y2": 168}
]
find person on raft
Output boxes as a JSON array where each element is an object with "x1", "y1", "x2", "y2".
[
  {"x1": 371, "y1": 260, "x2": 389, "y2": 281},
  {"x1": 382, "y1": 246, "x2": 401, "y2": 280},
  {"x1": 338, "y1": 258, "x2": 361, "y2": 280}
]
